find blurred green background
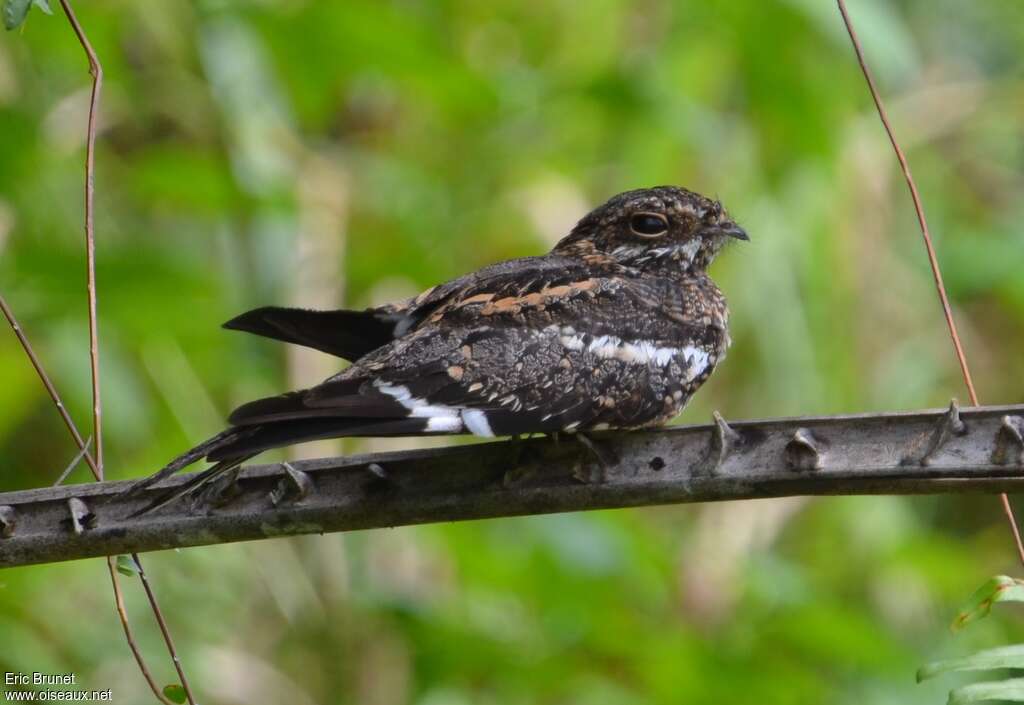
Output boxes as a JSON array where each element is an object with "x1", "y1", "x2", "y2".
[{"x1": 2, "y1": 0, "x2": 1024, "y2": 703}]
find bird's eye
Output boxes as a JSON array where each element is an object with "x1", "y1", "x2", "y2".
[{"x1": 629, "y1": 212, "x2": 669, "y2": 237}]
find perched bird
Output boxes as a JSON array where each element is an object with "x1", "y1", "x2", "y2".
[{"x1": 131, "y1": 186, "x2": 747, "y2": 513}]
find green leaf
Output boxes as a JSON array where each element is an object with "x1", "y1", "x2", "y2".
[
  {"x1": 953, "y1": 576, "x2": 1024, "y2": 631},
  {"x1": 115, "y1": 554, "x2": 141, "y2": 577},
  {"x1": 162, "y1": 684, "x2": 186, "y2": 704},
  {"x1": 3, "y1": 0, "x2": 32, "y2": 30},
  {"x1": 918, "y1": 645, "x2": 1024, "y2": 683},
  {"x1": 31, "y1": 0, "x2": 51, "y2": 15},
  {"x1": 949, "y1": 677, "x2": 1024, "y2": 704}
]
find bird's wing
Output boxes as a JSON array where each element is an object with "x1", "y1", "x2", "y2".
[{"x1": 221, "y1": 254, "x2": 598, "y2": 362}]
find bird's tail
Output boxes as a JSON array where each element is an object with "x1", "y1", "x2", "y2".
[
  {"x1": 125, "y1": 427, "x2": 260, "y2": 517},
  {"x1": 128, "y1": 428, "x2": 249, "y2": 495},
  {"x1": 126, "y1": 415, "x2": 458, "y2": 517}
]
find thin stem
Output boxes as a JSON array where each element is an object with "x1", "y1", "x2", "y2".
[
  {"x1": 4, "y1": 292, "x2": 180, "y2": 701},
  {"x1": 0, "y1": 295, "x2": 100, "y2": 481},
  {"x1": 835, "y1": 0, "x2": 1024, "y2": 567},
  {"x1": 53, "y1": 436, "x2": 92, "y2": 486},
  {"x1": 136, "y1": 560, "x2": 198, "y2": 705},
  {"x1": 57, "y1": 0, "x2": 104, "y2": 478},
  {"x1": 106, "y1": 557, "x2": 176, "y2": 705},
  {"x1": 41, "y1": 2, "x2": 200, "y2": 701}
]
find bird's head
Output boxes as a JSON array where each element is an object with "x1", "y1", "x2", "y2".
[{"x1": 553, "y1": 186, "x2": 747, "y2": 272}]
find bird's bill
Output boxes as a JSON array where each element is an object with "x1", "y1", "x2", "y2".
[{"x1": 721, "y1": 223, "x2": 749, "y2": 241}]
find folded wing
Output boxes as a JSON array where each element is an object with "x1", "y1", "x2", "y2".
[{"x1": 221, "y1": 254, "x2": 599, "y2": 361}]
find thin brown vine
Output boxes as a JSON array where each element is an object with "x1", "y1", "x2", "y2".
[{"x1": 835, "y1": 0, "x2": 1024, "y2": 567}]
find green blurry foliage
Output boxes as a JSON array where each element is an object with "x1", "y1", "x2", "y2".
[
  {"x1": 953, "y1": 576, "x2": 1024, "y2": 633},
  {"x1": 918, "y1": 579, "x2": 1024, "y2": 703},
  {"x1": 1, "y1": 1, "x2": 1023, "y2": 703},
  {"x1": 162, "y1": 684, "x2": 187, "y2": 704},
  {"x1": 3, "y1": 0, "x2": 51, "y2": 32}
]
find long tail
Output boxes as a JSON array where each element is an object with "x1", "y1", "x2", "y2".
[
  {"x1": 126, "y1": 458, "x2": 253, "y2": 518},
  {"x1": 126, "y1": 415, "x2": 458, "y2": 517},
  {"x1": 125, "y1": 427, "x2": 259, "y2": 517},
  {"x1": 128, "y1": 428, "x2": 252, "y2": 496}
]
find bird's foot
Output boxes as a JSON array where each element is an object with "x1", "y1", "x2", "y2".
[
  {"x1": 503, "y1": 434, "x2": 544, "y2": 487},
  {"x1": 191, "y1": 466, "x2": 242, "y2": 511},
  {"x1": 572, "y1": 432, "x2": 617, "y2": 483}
]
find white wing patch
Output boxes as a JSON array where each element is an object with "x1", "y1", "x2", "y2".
[
  {"x1": 375, "y1": 382, "x2": 459, "y2": 418},
  {"x1": 461, "y1": 409, "x2": 495, "y2": 437},
  {"x1": 425, "y1": 417, "x2": 464, "y2": 432},
  {"x1": 375, "y1": 381, "x2": 496, "y2": 438}
]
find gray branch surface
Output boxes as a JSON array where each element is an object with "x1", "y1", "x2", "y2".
[{"x1": 2, "y1": 402, "x2": 1024, "y2": 568}]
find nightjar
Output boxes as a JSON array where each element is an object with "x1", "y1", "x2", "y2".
[{"x1": 132, "y1": 185, "x2": 747, "y2": 511}]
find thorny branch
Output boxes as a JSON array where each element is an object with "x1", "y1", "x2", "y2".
[
  {"x1": 834, "y1": 0, "x2": 1024, "y2": 566},
  {"x1": 2, "y1": 402, "x2": 1023, "y2": 568}
]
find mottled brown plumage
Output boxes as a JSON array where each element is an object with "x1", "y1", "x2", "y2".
[{"x1": 131, "y1": 186, "x2": 747, "y2": 513}]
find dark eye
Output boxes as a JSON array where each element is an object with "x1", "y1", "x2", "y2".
[{"x1": 629, "y1": 212, "x2": 669, "y2": 237}]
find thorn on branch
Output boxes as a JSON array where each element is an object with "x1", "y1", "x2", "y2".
[
  {"x1": 0, "y1": 506, "x2": 16, "y2": 538},
  {"x1": 67, "y1": 497, "x2": 95, "y2": 535},
  {"x1": 364, "y1": 461, "x2": 398, "y2": 495},
  {"x1": 697, "y1": 411, "x2": 741, "y2": 474},
  {"x1": 269, "y1": 462, "x2": 314, "y2": 506},
  {"x1": 901, "y1": 399, "x2": 967, "y2": 467},
  {"x1": 503, "y1": 465, "x2": 534, "y2": 487},
  {"x1": 572, "y1": 433, "x2": 616, "y2": 484},
  {"x1": 992, "y1": 416, "x2": 1024, "y2": 466},
  {"x1": 785, "y1": 428, "x2": 823, "y2": 472}
]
